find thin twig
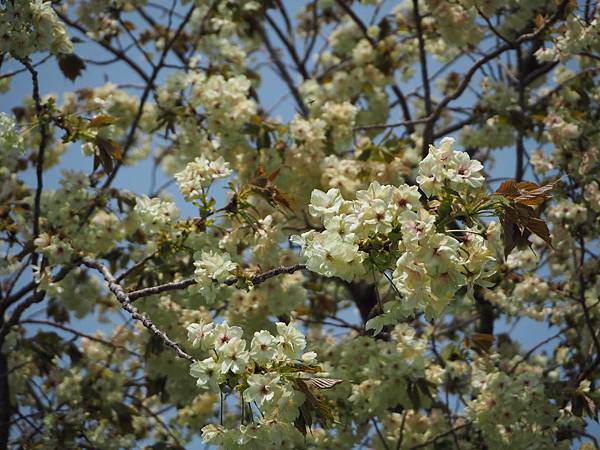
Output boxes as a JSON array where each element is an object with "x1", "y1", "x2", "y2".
[
  {"x1": 116, "y1": 251, "x2": 158, "y2": 283},
  {"x1": 509, "y1": 327, "x2": 567, "y2": 374},
  {"x1": 371, "y1": 417, "x2": 391, "y2": 450},
  {"x1": 19, "y1": 59, "x2": 48, "y2": 267},
  {"x1": 408, "y1": 423, "x2": 469, "y2": 449},
  {"x1": 127, "y1": 263, "x2": 307, "y2": 301},
  {"x1": 412, "y1": 0, "x2": 433, "y2": 156},
  {"x1": 253, "y1": 16, "x2": 308, "y2": 117}
]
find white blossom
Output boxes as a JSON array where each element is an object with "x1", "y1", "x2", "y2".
[
  {"x1": 243, "y1": 373, "x2": 280, "y2": 406},
  {"x1": 190, "y1": 357, "x2": 219, "y2": 391},
  {"x1": 219, "y1": 338, "x2": 250, "y2": 374},
  {"x1": 175, "y1": 156, "x2": 232, "y2": 201},
  {"x1": 276, "y1": 322, "x2": 306, "y2": 360},
  {"x1": 250, "y1": 330, "x2": 278, "y2": 365}
]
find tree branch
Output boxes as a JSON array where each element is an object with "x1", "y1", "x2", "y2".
[
  {"x1": 412, "y1": 0, "x2": 433, "y2": 157},
  {"x1": 82, "y1": 258, "x2": 195, "y2": 362},
  {"x1": 253, "y1": 16, "x2": 309, "y2": 117},
  {"x1": 102, "y1": 3, "x2": 197, "y2": 188},
  {"x1": 0, "y1": 343, "x2": 10, "y2": 450},
  {"x1": 126, "y1": 263, "x2": 307, "y2": 301},
  {"x1": 55, "y1": 10, "x2": 151, "y2": 84},
  {"x1": 408, "y1": 423, "x2": 469, "y2": 450},
  {"x1": 19, "y1": 59, "x2": 48, "y2": 267}
]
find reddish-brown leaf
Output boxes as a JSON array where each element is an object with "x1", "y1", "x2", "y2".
[
  {"x1": 57, "y1": 53, "x2": 86, "y2": 81},
  {"x1": 300, "y1": 378, "x2": 344, "y2": 390},
  {"x1": 526, "y1": 215, "x2": 552, "y2": 245},
  {"x1": 513, "y1": 182, "x2": 556, "y2": 206},
  {"x1": 89, "y1": 115, "x2": 116, "y2": 128},
  {"x1": 254, "y1": 165, "x2": 267, "y2": 179},
  {"x1": 94, "y1": 136, "x2": 123, "y2": 173},
  {"x1": 496, "y1": 180, "x2": 521, "y2": 198},
  {"x1": 495, "y1": 179, "x2": 556, "y2": 206},
  {"x1": 248, "y1": 165, "x2": 294, "y2": 211},
  {"x1": 267, "y1": 167, "x2": 280, "y2": 182},
  {"x1": 500, "y1": 202, "x2": 552, "y2": 257},
  {"x1": 95, "y1": 137, "x2": 122, "y2": 161},
  {"x1": 500, "y1": 217, "x2": 530, "y2": 258},
  {"x1": 122, "y1": 20, "x2": 136, "y2": 31},
  {"x1": 496, "y1": 179, "x2": 555, "y2": 256}
]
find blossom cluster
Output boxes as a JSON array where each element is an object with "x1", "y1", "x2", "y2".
[
  {"x1": 0, "y1": 113, "x2": 24, "y2": 171},
  {"x1": 535, "y1": 16, "x2": 600, "y2": 63},
  {"x1": 192, "y1": 251, "x2": 238, "y2": 303},
  {"x1": 0, "y1": 113, "x2": 23, "y2": 155},
  {"x1": 33, "y1": 170, "x2": 124, "y2": 261},
  {"x1": 289, "y1": 116, "x2": 327, "y2": 149},
  {"x1": 320, "y1": 101, "x2": 358, "y2": 147},
  {"x1": 186, "y1": 320, "x2": 317, "y2": 448},
  {"x1": 467, "y1": 359, "x2": 568, "y2": 450},
  {"x1": 174, "y1": 155, "x2": 232, "y2": 201},
  {"x1": 189, "y1": 73, "x2": 257, "y2": 132},
  {"x1": 321, "y1": 324, "x2": 433, "y2": 419},
  {"x1": 134, "y1": 195, "x2": 180, "y2": 235},
  {"x1": 190, "y1": 1, "x2": 256, "y2": 69},
  {"x1": 416, "y1": 137, "x2": 485, "y2": 197},
  {"x1": 0, "y1": 0, "x2": 73, "y2": 58},
  {"x1": 294, "y1": 138, "x2": 495, "y2": 321}
]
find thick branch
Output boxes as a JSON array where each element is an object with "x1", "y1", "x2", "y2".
[
  {"x1": 475, "y1": 290, "x2": 495, "y2": 336},
  {"x1": 0, "y1": 291, "x2": 46, "y2": 342},
  {"x1": 82, "y1": 258, "x2": 195, "y2": 362},
  {"x1": 82, "y1": 258, "x2": 305, "y2": 361},
  {"x1": 515, "y1": 45, "x2": 526, "y2": 182},
  {"x1": 265, "y1": 13, "x2": 310, "y2": 80}
]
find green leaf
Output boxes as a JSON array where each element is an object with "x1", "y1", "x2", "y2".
[
  {"x1": 464, "y1": 332, "x2": 494, "y2": 353},
  {"x1": 285, "y1": 362, "x2": 321, "y2": 374},
  {"x1": 366, "y1": 315, "x2": 386, "y2": 335}
]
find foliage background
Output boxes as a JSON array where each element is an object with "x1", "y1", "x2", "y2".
[{"x1": 1, "y1": 0, "x2": 599, "y2": 448}]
